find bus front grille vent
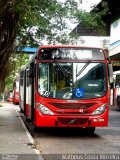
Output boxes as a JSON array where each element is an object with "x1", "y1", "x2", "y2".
[
  {"x1": 58, "y1": 118, "x2": 88, "y2": 125},
  {"x1": 49, "y1": 103, "x2": 96, "y2": 109}
]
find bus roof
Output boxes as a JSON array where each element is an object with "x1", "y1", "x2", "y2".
[
  {"x1": 38, "y1": 45, "x2": 102, "y2": 50},
  {"x1": 37, "y1": 46, "x2": 106, "y2": 61}
]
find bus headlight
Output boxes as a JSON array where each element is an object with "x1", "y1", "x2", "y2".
[
  {"x1": 38, "y1": 104, "x2": 54, "y2": 115},
  {"x1": 92, "y1": 104, "x2": 107, "y2": 115}
]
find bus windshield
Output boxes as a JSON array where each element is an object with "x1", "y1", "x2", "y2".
[{"x1": 38, "y1": 62, "x2": 107, "y2": 99}]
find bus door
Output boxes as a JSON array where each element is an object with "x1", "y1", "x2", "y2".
[
  {"x1": 26, "y1": 68, "x2": 30, "y2": 118},
  {"x1": 26, "y1": 62, "x2": 35, "y2": 121}
]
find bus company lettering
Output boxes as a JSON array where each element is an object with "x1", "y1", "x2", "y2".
[{"x1": 88, "y1": 84, "x2": 98, "y2": 87}]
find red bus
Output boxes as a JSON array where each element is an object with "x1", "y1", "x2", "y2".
[
  {"x1": 19, "y1": 45, "x2": 113, "y2": 133},
  {"x1": 7, "y1": 90, "x2": 13, "y2": 102},
  {"x1": 13, "y1": 76, "x2": 19, "y2": 104}
]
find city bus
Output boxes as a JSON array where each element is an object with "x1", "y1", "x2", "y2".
[
  {"x1": 19, "y1": 45, "x2": 113, "y2": 133},
  {"x1": 13, "y1": 76, "x2": 19, "y2": 104},
  {"x1": 8, "y1": 90, "x2": 13, "y2": 102}
]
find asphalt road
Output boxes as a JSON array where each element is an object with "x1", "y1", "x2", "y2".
[{"x1": 16, "y1": 105, "x2": 120, "y2": 160}]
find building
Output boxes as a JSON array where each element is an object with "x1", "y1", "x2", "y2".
[{"x1": 70, "y1": 0, "x2": 120, "y2": 71}]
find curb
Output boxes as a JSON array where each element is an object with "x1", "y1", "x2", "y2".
[{"x1": 11, "y1": 104, "x2": 44, "y2": 160}]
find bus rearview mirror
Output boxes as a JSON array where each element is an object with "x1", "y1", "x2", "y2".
[
  {"x1": 29, "y1": 63, "x2": 35, "y2": 78},
  {"x1": 108, "y1": 63, "x2": 113, "y2": 87}
]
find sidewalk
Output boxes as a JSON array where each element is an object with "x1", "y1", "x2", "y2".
[{"x1": 0, "y1": 102, "x2": 43, "y2": 160}]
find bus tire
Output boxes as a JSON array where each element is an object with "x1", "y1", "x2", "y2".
[
  {"x1": 26, "y1": 117, "x2": 31, "y2": 123},
  {"x1": 86, "y1": 127, "x2": 95, "y2": 135},
  {"x1": 117, "y1": 96, "x2": 120, "y2": 111},
  {"x1": 33, "y1": 124, "x2": 39, "y2": 132},
  {"x1": 20, "y1": 108, "x2": 24, "y2": 113},
  {"x1": 14, "y1": 102, "x2": 17, "y2": 105}
]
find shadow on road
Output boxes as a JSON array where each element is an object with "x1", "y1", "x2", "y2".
[{"x1": 30, "y1": 127, "x2": 101, "y2": 139}]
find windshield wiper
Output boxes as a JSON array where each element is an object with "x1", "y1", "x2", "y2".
[
  {"x1": 55, "y1": 63, "x2": 72, "y2": 78},
  {"x1": 76, "y1": 62, "x2": 90, "y2": 77}
]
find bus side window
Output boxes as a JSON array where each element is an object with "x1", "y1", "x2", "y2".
[
  {"x1": 27, "y1": 70, "x2": 30, "y2": 86},
  {"x1": 115, "y1": 76, "x2": 120, "y2": 88}
]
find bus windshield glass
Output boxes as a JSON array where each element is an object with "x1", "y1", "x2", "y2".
[
  {"x1": 39, "y1": 48, "x2": 104, "y2": 60},
  {"x1": 38, "y1": 62, "x2": 107, "y2": 99}
]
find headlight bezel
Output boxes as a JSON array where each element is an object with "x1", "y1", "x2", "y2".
[
  {"x1": 38, "y1": 104, "x2": 54, "y2": 115},
  {"x1": 92, "y1": 104, "x2": 107, "y2": 116}
]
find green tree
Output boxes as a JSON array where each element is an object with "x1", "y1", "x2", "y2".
[
  {"x1": 74, "y1": 1, "x2": 109, "y2": 34},
  {"x1": 5, "y1": 53, "x2": 29, "y2": 91},
  {"x1": 0, "y1": 0, "x2": 76, "y2": 93}
]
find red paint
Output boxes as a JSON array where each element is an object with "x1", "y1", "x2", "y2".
[{"x1": 34, "y1": 92, "x2": 109, "y2": 127}]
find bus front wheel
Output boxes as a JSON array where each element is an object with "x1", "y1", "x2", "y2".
[
  {"x1": 33, "y1": 124, "x2": 39, "y2": 132},
  {"x1": 20, "y1": 108, "x2": 24, "y2": 113},
  {"x1": 117, "y1": 96, "x2": 120, "y2": 111},
  {"x1": 86, "y1": 127, "x2": 95, "y2": 135}
]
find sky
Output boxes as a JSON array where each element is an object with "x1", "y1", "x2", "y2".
[
  {"x1": 81, "y1": 0, "x2": 101, "y2": 11},
  {"x1": 58, "y1": 0, "x2": 101, "y2": 12}
]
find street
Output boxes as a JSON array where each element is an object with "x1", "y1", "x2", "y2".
[{"x1": 14, "y1": 104, "x2": 120, "y2": 160}]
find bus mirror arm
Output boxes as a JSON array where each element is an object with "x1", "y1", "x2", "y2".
[
  {"x1": 29, "y1": 63, "x2": 35, "y2": 78},
  {"x1": 29, "y1": 70, "x2": 33, "y2": 78},
  {"x1": 110, "y1": 83, "x2": 113, "y2": 89},
  {"x1": 108, "y1": 63, "x2": 113, "y2": 88}
]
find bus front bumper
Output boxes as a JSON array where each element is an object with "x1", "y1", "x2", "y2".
[{"x1": 34, "y1": 108, "x2": 108, "y2": 127}]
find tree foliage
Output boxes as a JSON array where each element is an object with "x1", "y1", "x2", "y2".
[
  {"x1": 0, "y1": 0, "x2": 76, "y2": 93},
  {"x1": 74, "y1": 1, "x2": 109, "y2": 34},
  {"x1": 0, "y1": 0, "x2": 109, "y2": 93},
  {"x1": 5, "y1": 53, "x2": 29, "y2": 91}
]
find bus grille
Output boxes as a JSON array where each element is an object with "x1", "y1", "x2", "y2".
[
  {"x1": 49, "y1": 102, "x2": 96, "y2": 109},
  {"x1": 58, "y1": 118, "x2": 88, "y2": 125}
]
